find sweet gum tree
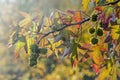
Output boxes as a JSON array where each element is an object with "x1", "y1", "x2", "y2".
[{"x1": 8, "y1": 0, "x2": 120, "y2": 80}]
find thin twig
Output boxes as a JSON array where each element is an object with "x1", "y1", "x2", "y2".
[
  {"x1": 37, "y1": 0, "x2": 120, "y2": 44},
  {"x1": 104, "y1": 0, "x2": 120, "y2": 6},
  {"x1": 37, "y1": 17, "x2": 90, "y2": 44}
]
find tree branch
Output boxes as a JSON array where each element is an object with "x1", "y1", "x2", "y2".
[
  {"x1": 37, "y1": 17, "x2": 90, "y2": 44},
  {"x1": 104, "y1": 0, "x2": 120, "y2": 6},
  {"x1": 37, "y1": 0, "x2": 120, "y2": 44}
]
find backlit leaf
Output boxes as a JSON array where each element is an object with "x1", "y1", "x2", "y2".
[
  {"x1": 89, "y1": 45, "x2": 104, "y2": 65},
  {"x1": 91, "y1": 64, "x2": 100, "y2": 74},
  {"x1": 98, "y1": 60, "x2": 112, "y2": 80},
  {"x1": 19, "y1": 17, "x2": 32, "y2": 28},
  {"x1": 72, "y1": 11, "x2": 82, "y2": 29},
  {"x1": 26, "y1": 36, "x2": 35, "y2": 55},
  {"x1": 111, "y1": 25, "x2": 120, "y2": 39},
  {"x1": 82, "y1": 0, "x2": 91, "y2": 12}
]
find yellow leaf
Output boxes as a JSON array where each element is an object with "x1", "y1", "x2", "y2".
[
  {"x1": 117, "y1": 1, "x2": 120, "y2": 6},
  {"x1": 98, "y1": 66, "x2": 112, "y2": 80},
  {"x1": 89, "y1": 45, "x2": 103, "y2": 65},
  {"x1": 106, "y1": 0, "x2": 114, "y2": 3},
  {"x1": 15, "y1": 41, "x2": 25, "y2": 51},
  {"x1": 82, "y1": 0, "x2": 91, "y2": 12},
  {"x1": 19, "y1": 17, "x2": 32, "y2": 28},
  {"x1": 111, "y1": 65, "x2": 117, "y2": 80},
  {"x1": 111, "y1": 25, "x2": 120, "y2": 39},
  {"x1": 95, "y1": 0, "x2": 99, "y2": 5},
  {"x1": 98, "y1": 60, "x2": 112, "y2": 80},
  {"x1": 26, "y1": 36, "x2": 34, "y2": 55}
]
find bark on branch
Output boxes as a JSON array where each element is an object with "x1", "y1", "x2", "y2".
[{"x1": 37, "y1": 0, "x2": 120, "y2": 44}]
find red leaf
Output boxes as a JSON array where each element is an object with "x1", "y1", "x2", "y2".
[
  {"x1": 67, "y1": 10, "x2": 82, "y2": 29},
  {"x1": 20, "y1": 11, "x2": 30, "y2": 18},
  {"x1": 72, "y1": 11, "x2": 82, "y2": 29},
  {"x1": 73, "y1": 58, "x2": 78, "y2": 68},
  {"x1": 91, "y1": 64, "x2": 100, "y2": 74},
  {"x1": 95, "y1": 6, "x2": 104, "y2": 13},
  {"x1": 14, "y1": 50, "x2": 19, "y2": 60},
  {"x1": 101, "y1": 47, "x2": 107, "y2": 51}
]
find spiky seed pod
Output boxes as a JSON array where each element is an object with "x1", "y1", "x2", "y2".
[
  {"x1": 97, "y1": 28, "x2": 103, "y2": 36},
  {"x1": 91, "y1": 37, "x2": 98, "y2": 44},
  {"x1": 30, "y1": 44, "x2": 40, "y2": 53},
  {"x1": 92, "y1": 14, "x2": 98, "y2": 22},
  {"x1": 89, "y1": 28, "x2": 95, "y2": 34}
]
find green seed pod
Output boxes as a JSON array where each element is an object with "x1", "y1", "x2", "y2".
[
  {"x1": 91, "y1": 37, "x2": 98, "y2": 44},
  {"x1": 89, "y1": 28, "x2": 95, "y2": 34},
  {"x1": 92, "y1": 14, "x2": 98, "y2": 22},
  {"x1": 97, "y1": 28, "x2": 103, "y2": 36},
  {"x1": 30, "y1": 44, "x2": 40, "y2": 53},
  {"x1": 29, "y1": 53, "x2": 38, "y2": 67},
  {"x1": 30, "y1": 60, "x2": 37, "y2": 67},
  {"x1": 39, "y1": 48, "x2": 47, "y2": 54},
  {"x1": 99, "y1": 22, "x2": 103, "y2": 28}
]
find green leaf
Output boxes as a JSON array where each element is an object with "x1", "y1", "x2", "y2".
[
  {"x1": 71, "y1": 39, "x2": 78, "y2": 66},
  {"x1": 117, "y1": 19, "x2": 120, "y2": 25}
]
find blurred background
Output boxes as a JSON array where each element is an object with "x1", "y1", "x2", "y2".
[{"x1": 0, "y1": 0, "x2": 96, "y2": 80}]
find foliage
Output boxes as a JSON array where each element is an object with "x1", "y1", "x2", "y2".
[{"x1": 8, "y1": 0, "x2": 120, "y2": 80}]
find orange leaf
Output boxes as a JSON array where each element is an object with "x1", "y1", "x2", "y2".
[
  {"x1": 73, "y1": 58, "x2": 78, "y2": 68},
  {"x1": 72, "y1": 11, "x2": 82, "y2": 29},
  {"x1": 95, "y1": 6, "x2": 105, "y2": 12},
  {"x1": 89, "y1": 46, "x2": 104, "y2": 65},
  {"x1": 20, "y1": 11, "x2": 30, "y2": 18},
  {"x1": 91, "y1": 64, "x2": 100, "y2": 74}
]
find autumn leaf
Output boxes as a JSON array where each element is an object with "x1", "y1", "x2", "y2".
[
  {"x1": 20, "y1": 11, "x2": 30, "y2": 18},
  {"x1": 73, "y1": 58, "x2": 78, "y2": 68},
  {"x1": 91, "y1": 64, "x2": 100, "y2": 74},
  {"x1": 8, "y1": 31, "x2": 19, "y2": 47},
  {"x1": 14, "y1": 50, "x2": 19, "y2": 60},
  {"x1": 72, "y1": 11, "x2": 82, "y2": 29},
  {"x1": 19, "y1": 11, "x2": 33, "y2": 29},
  {"x1": 82, "y1": 0, "x2": 91, "y2": 12},
  {"x1": 26, "y1": 36, "x2": 35, "y2": 55},
  {"x1": 89, "y1": 45, "x2": 104, "y2": 65},
  {"x1": 95, "y1": 6, "x2": 105, "y2": 12},
  {"x1": 111, "y1": 64, "x2": 117, "y2": 80},
  {"x1": 14, "y1": 37, "x2": 26, "y2": 59},
  {"x1": 98, "y1": 60, "x2": 112, "y2": 80},
  {"x1": 111, "y1": 25, "x2": 120, "y2": 39}
]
